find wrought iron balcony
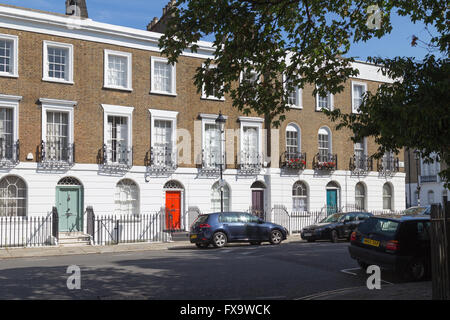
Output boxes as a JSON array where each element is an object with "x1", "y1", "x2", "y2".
[
  {"x1": 420, "y1": 175, "x2": 438, "y2": 183},
  {"x1": 350, "y1": 155, "x2": 373, "y2": 173},
  {"x1": 102, "y1": 144, "x2": 133, "y2": 169},
  {"x1": 238, "y1": 151, "x2": 262, "y2": 175},
  {"x1": 0, "y1": 139, "x2": 19, "y2": 168},
  {"x1": 281, "y1": 151, "x2": 307, "y2": 170},
  {"x1": 201, "y1": 149, "x2": 225, "y2": 173},
  {"x1": 313, "y1": 153, "x2": 338, "y2": 171},
  {"x1": 377, "y1": 156, "x2": 399, "y2": 175},
  {"x1": 146, "y1": 146, "x2": 177, "y2": 173},
  {"x1": 39, "y1": 140, "x2": 75, "y2": 168}
]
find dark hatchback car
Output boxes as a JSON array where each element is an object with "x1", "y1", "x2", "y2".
[
  {"x1": 189, "y1": 212, "x2": 288, "y2": 248},
  {"x1": 301, "y1": 212, "x2": 373, "y2": 243},
  {"x1": 349, "y1": 215, "x2": 431, "y2": 281}
]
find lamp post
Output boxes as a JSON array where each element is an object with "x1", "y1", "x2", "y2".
[
  {"x1": 414, "y1": 150, "x2": 421, "y2": 206},
  {"x1": 215, "y1": 112, "x2": 226, "y2": 213}
]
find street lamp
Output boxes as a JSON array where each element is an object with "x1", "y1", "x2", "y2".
[
  {"x1": 215, "y1": 111, "x2": 226, "y2": 213},
  {"x1": 414, "y1": 150, "x2": 421, "y2": 206}
]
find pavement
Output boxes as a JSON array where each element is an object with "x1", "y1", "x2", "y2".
[{"x1": 0, "y1": 234, "x2": 433, "y2": 300}]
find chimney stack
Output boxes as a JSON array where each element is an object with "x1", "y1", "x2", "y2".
[
  {"x1": 66, "y1": 0, "x2": 89, "y2": 19},
  {"x1": 147, "y1": 0, "x2": 176, "y2": 33}
]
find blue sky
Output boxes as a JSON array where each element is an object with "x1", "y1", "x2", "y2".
[{"x1": 0, "y1": 0, "x2": 437, "y2": 60}]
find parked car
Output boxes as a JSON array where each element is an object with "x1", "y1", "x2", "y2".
[
  {"x1": 189, "y1": 212, "x2": 288, "y2": 248},
  {"x1": 348, "y1": 215, "x2": 431, "y2": 281},
  {"x1": 301, "y1": 211, "x2": 373, "y2": 243},
  {"x1": 402, "y1": 206, "x2": 431, "y2": 215}
]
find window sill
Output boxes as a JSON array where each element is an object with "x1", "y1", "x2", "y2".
[
  {"x1": 42, "y1": 78, "x2": 74, "y2": 85},
  {"x1": 0, "y1": 73, "x2": 19, "y2": 78},
  {"x1": 150, "y1": 90, "x2": 177, "y2": 97},
  {"x1": 201, "y1": 96, "x2": 225, "y2": 102},
  {"x1": 103, "y1": 85, "x2": 133, "y2": 92},
  {"x1": 288, "y1": 105, "x2": 303, "y2": 110}
]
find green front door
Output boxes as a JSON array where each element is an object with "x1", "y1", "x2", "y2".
[{"x1": 56, "y1": 187, "x2": 83, "y2": 232}]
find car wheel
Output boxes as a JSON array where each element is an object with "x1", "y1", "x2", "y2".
[
  {"x1": 212, "y1": 232, "x2": 227, "y2": 248},
  {"x1": 269, "y1": 229, "x2": 283, "y2": 245},
  {"x1": 358, "y1": 260, "x2": 369, "y2": 271},
  {"x1": 404, "y1": 258, "x2": 427, "y2": 281},
  {"x1": 330, "y1": 230, "x2": 338, "y2": 243},
  {"x1": 250, "y1": 241, "x2": 261, "y2": 245},
  {"x1": 195, "y1": 243, "x2": 209, "y2": 249}
]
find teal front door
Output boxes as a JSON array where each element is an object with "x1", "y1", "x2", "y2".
[
  {"x1": 327, "y1": 189, "x2": 338, "y2": 215},
  {"x1": 56, "y1": 187, "x2": 83, "y2": 232}
]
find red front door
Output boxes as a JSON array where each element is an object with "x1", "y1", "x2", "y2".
[{"x1": 165, "y1": 191, "x2": 181, "y2": 230}]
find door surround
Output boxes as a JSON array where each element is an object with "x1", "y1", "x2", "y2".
[{"x1": 56, "y1": 177, "x2": 84, "y2": 232}]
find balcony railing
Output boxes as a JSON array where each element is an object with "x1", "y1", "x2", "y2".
[
  {"x1": 0, "y1": 139, "x2": 19, "y2": 167},
  {"x1": 313, "y1": 153, "x2": 338, "y2": 171},
  {"x1": 420, "y1": 175, "x2": 438, "y2": 183},
  {"x1": 350, "y1": 155, "x2": 373, "y2": 173},
  {"x1": 201, "y1": 149, "x2": 225, "y2": 172},
  {"x1": 39, "y1": 140, "x2": 74, "y2": 168},
  {"x1": 146, "y1": 146, "x2": 177, "y2": 173},
  {"x1": 377, "y1": 156, "x2": 399, "y2": 175},
  {"x1": 102, "y1": 144, "x2": 133, "y2": 169},
  {"x1": 281, "y1": 151, "x2": 307, "y2": 170},
  {"x1": 239, "y1": 152, "x2": 262, "y2": 175}
]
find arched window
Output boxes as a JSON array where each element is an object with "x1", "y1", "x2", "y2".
[
  {"x1": 286, "y1": 124, "x2": 301, "y2": 158},
  {"x1": 427, "y1": 190, "x2": 435, "y2": 205},
  {"x1": 292, "y1": 181, "x2": 308, "y2": 212},
  {"x1": 0, "y1": 176, "x2": 27, "y2": 216},
  {"x1": 355, "y1": 183, "x2": 366, "y2": 210},
  {"x1": 211, "y1": 181, "x2": 230, "y2": 212},
  {"x1": 318, "y1": 127, "x2": 332, "y2": 160},
  {"x1": 383, "y1": 183, "x2": 393, "y2": 210},
  {"x1": 115, "y1": 179, "x2": 139, "y2": 215}
]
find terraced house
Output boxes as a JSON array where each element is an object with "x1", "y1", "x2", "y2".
[{"x1": 0, "y1": 1, "x2": 406, "y2": 236}]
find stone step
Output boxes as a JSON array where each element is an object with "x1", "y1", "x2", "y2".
[
  {"x1": 58, "y1": 232, "x2": 92, "y2": 246},
  {"x1": 170, "y1": 232, "x2": 189, "y2": 242}
]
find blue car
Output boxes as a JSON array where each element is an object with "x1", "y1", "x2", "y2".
[{"x1": 189, "y1": 212, "x2": 288, "y2": 248}]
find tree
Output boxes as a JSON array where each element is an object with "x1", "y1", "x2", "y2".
[{"x1": 159, "y1": 0, "x2": 449, "y2": 187}]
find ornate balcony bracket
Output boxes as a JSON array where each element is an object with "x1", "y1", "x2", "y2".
[
  {"x1": 38, "y1": 141, "x2": 75, "y2": 171},
  {"x1": 238, "y1": 152, "x2": 262, "y2": 176},
  {"x1": 99, "y1": 144, "x2": 133, "y2": 174},
  {"x1": 198, "y1": 150, "x2": 225, "y2": 177},
  {"x1": 145, "y1": 147, "x2": 177, "y2": 177}
]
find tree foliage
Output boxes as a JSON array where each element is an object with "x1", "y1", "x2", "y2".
[{"x1": 159, "y1": 0, "x2": 450, "y2": 187}]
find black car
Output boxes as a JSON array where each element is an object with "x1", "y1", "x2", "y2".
[
  {"x1": 348, "y1": 215, "x2": 431, "y2": 281},
  {"x1": 301, "y1": 211, "x2": 373, "y2": 243},
  {"x1": 189, "y1": 212, "x2": 288, "y2": 248}
]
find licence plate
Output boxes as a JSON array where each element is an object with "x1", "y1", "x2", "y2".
[
  {"x1": 190, "y1": 234, "x2": 197, "y2": 239},
  {"x1": 362, "y1": 238, "x2": 380, "y2": 247},
  {"x1": 304, "y1": 233, "x2": 312, "y2": 237}
]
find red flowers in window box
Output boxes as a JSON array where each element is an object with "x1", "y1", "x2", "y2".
[
  {"x1": 316, "y1": 161, "x2": 336, "y2": 170},
  {"x1": 286, "y1": 158, "x2": 306, "y2": 169}
]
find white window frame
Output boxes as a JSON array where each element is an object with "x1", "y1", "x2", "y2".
[
  {"x1": 102, "y1": 104, "x2": 134, "y2": 164},
  {"x1": 286, "y1": 123, "x2": 301, "y2": 154},
  {"x1": 42, "y1": 41, "x2": 74, "y2": 84},
  {"x1": 148, "y1": 108, "x2": 179, "y2": 162},
  {"x1": 318, "y1": 126, "x2": 332, "y2": 155},
  {"x1": 0, "y1": 34, "x2": 18, "y2": 78},
  {"x1": 283, "y1": 74, "x2": 302, "y2": 109},
  {"x1": 240, "y1": 69, "x2": 260, "y2": 85},
  {"x1": 39, "y1": 98, "x2": 76, "y2": 147},
  {"x1": 239, "y1": 116, "x2": 263, "y2": 157},
  {"x1": 351, "y1": 81, "x2": 367, "y2": 114},
  {"x1": 0, "y1": 94, "x2": 21, "y2": 145},
  {"x1": 200, "y1": 114, "x2": 228, "y2": 166},
  {"x1": 103, "y1": 49, "x2": 133, "y2": 91},
  {"x1": 201, "y1": 64, "x2": 225, "y2": 101},
  {"x1": 150, "y1": 56, "x2": 176, "y2": 96},
  {"x1": 315, "y1": 85, "x2": 334, "y2": 111}
]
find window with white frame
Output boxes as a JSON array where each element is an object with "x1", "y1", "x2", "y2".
[
  {"x1": 286, "y1": 124, "x2": 300, "y2": 157},
  {"x1": 102, "y1": 104, "x2": 134, "y2": 166},
  {"x1": 201, "y1": 64, "x2": 224, "y2": 100},
  {"x1": 354, "y1": 137, "x2": 367, "y2": 169},
  {"x1": 0, "y1": 95, "x2": 20, "y2": 162},
  {"x1": 285, "y1": 76, "x2": 302, "y2": 109},
  {"x1": 318, "y1": 127, "x2": 331, "y2": 159},
  {"x1": 0, "y1": 175, "x2": 27, "y2": 217},
  {"x1": 316, "y1": 86, "x2": 333, "y2": 111},
  {"x1": 292, "y1": 181, "x2": 308, "y2": 212},
  {"x1": 0, "y1": 34, "x2": 18, "y2": 77},
  {"x1": 204, "y1": 123, "x2": 221, "y2": 167},
  {"x1": 211, "y1": 181, "x2": 230, "y2": 212},
  {"x1": 352, "y1": 82, "x2": 367, "y2": 113},
  {"x1": 43, "y1": 41, "x2": 73, "y2": 83},
  {"x1": 151, "y1": 56, "x2": 176, "y2": 95},
  {"x1": 149, "y1": 109, "x2": 178, "y2": 167},
  {"x1": 383, "y1": 183, "x2": 393, "y2": 210},
  {"x1": 240, "y1": 69, "x2": 259, "y2": 85},
  {"x1": 355, "y1": 183, "x2": 366, "y2": 210},
  {"x1": 40, "y1": 98, "x2": 76, "y2": 163},
  {"x1": 104, "y1": 50, "x2": 132, "y2": 91},
  {"x1": 115, "y1": 179, "x2": 139, "y2": 215}
]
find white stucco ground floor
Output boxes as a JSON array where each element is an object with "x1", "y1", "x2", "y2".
[
  {"x1": 406, "y1": 182, "x2": 449, "y2": 208},
  {"x1": 1, "y1": 163, "x2": 406, "y2": 220}
]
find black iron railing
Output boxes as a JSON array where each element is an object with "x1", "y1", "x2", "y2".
[
  {"x1": 281, "y1": 151, "x2": 307, "y2": 170},
  {"x1": 313, "y1": 153, "x2": 338, "y2": 171},
  {"x1": 377, "y1": 156, "x2": 399, "y2": 174},
  {"x1": 40, "y1": 140, "x2": 75, "y2": 166},
  {"x1": 0, "y1": 139, "x2": 19, "y2": 167},
  {"x1": 421, "y1": 175, "x2": 438, "y2": 183},
  {"x1": 202, "y1": 149, "x2": 225, "y2": 170},
  {"x1": 239, "y1": 152, "x2": 262, "y2": 174},
  {"x1": 102, "y1": 143, "x2": 133, "y2": 168},
  {"x1": 147, "y1": 146, "x2": 177, "y2": 170},
  {"x1": 350, "y1": 155, "x2": 373, "y2": 172}
]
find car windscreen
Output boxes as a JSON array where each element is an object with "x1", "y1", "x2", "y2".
[
  {"x1": 357, "y1": 218, "x2": 399, "y2": 239},
  {"x1": 403, "y1": 207, "x2": 427, "y2": 215},
  {"x1": 320, "y1": 213, "x2": 343, "y2": 223}
]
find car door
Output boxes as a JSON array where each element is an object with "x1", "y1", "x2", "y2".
[
  {"x1": 341, "y1": 213, "x2": 357, "y2": 238},
  {"x1": 244, "y1": 213, "x2": 265, "y2": 240},
  {"x1": 223, "y1": 213, "x2": 247, "y2": 240}
]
